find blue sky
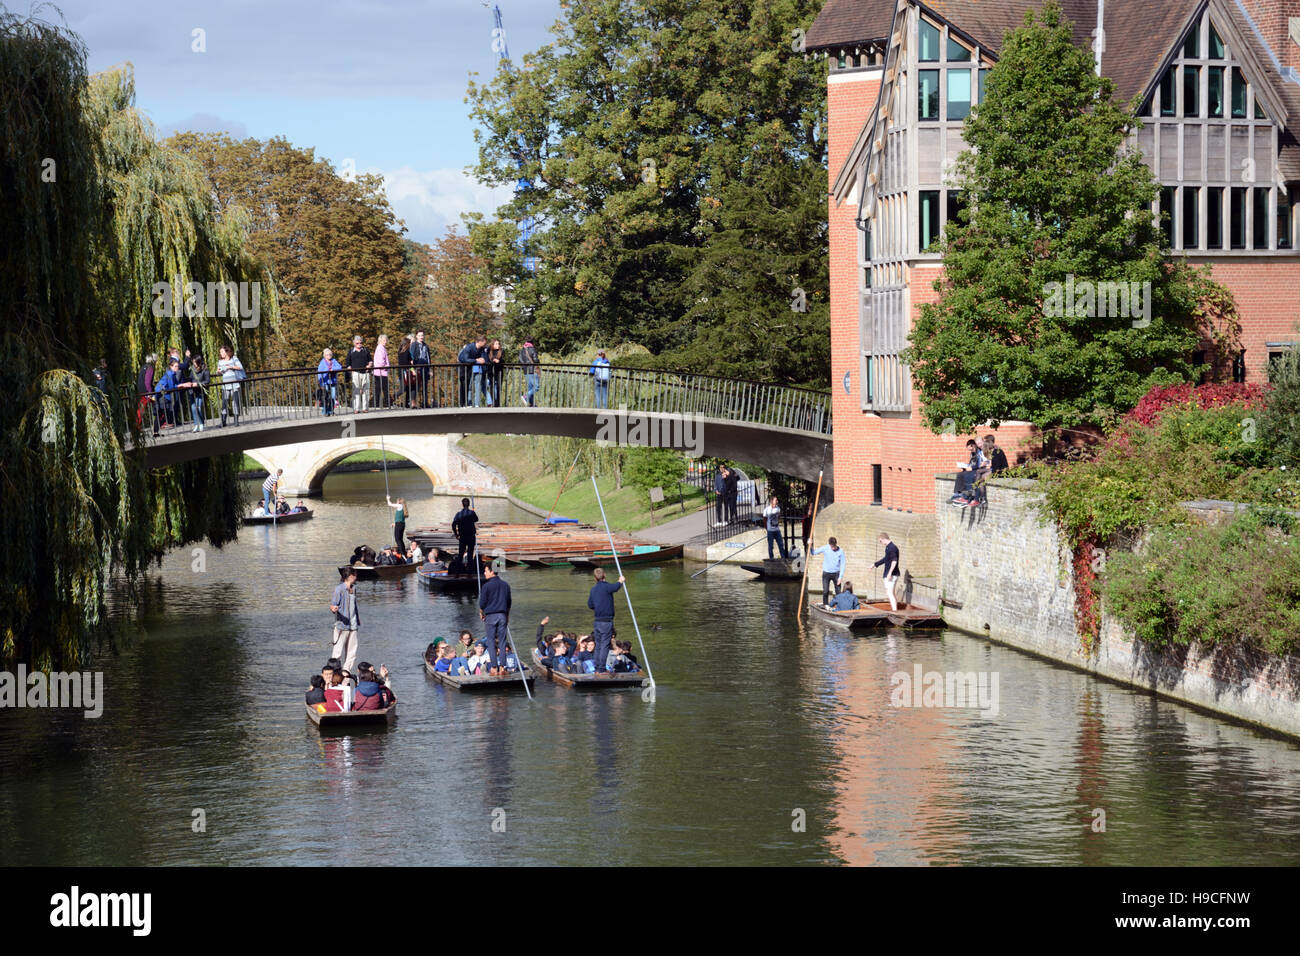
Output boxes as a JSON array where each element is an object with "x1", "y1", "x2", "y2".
[{"x1": 34, "y1": 0, "x2": 564, "y2": 244}]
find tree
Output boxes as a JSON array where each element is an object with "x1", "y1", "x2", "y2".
[
  {"x1": 466, "y1": 0, "x2": 829, "y2": 387},
  {"x1": 1259, "y1": 345, "x2": 1300, "y2": 467},
  {"x1": 402, "y1": 230, "x2": 497, "y2": 363},
  {"x1": 165, "y1": 133, "x2": 409, "y2": 367},
  {"x1": 1, "y1": 12, "x2": 275, "y2": 669},
  {"x1": 903, "y1": 1, "x2": 1234, "y2": 436}
]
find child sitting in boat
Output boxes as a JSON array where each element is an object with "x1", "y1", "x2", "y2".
[
  {"x1": 612, "y1": 640, "x2": 640, "y2": 673},
  {"x1": 542, "y1": 635, "x2": 573, "y2": 672},
  {"x1": 573, "y1": 635, "x2": 597, "y2": 673},
  {"x1": 306, "y1": 675, "x2": 327, "y2": 706},
  {"x1": 831, "y1": 581, "x2": 861, "y2": 611},
  {"x1": 467, "y1": 642, "x2": 492, "y2": 674},
  {"x1": 605, "y1": 641, "x2": 637, "y2": 673}
]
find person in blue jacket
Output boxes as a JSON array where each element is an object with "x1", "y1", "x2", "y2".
[
  {"x1": 587, "y1": 567, "x2": 625, "y2": 673},
  {"x1": 317, "y1": 348, "x2": 342, "y2": 416},
  {"x1": 811, "y1": 536, "x2": 845, "y2": 607},
  {"x1": 831, "y1": 581, "x2": 861, "y2": 611},
  {"x1": 154, "y1": 357, "x2": 184, "y2": 428},
  {"x1": 589, "y1": 350, "x2": 612, "y2": 409}
]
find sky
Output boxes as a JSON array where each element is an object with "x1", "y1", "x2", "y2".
[{"x1": 30, "y1": 0, "x2": 564, "y2": 245}]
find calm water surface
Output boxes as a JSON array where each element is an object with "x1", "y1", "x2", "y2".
[{"x1": 2, "y1": 469, "x2": 1300, "y2": 865}]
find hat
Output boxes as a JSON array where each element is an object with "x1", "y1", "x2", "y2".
[{"x1": 431, "y1": 636, "x2": 446, "y2": 646}]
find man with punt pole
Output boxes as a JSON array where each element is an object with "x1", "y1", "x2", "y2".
[{"x1": 452, "y1": 497, "x2": 479, "y2": 566}]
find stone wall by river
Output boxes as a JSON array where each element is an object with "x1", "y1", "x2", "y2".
[{"x1": 936, "y1": 476, "x2": 1300, "y2": 738}]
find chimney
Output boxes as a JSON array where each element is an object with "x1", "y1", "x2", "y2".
[{"x1": 1235, "y1": 0, "x2": 1300, "y2": 76}]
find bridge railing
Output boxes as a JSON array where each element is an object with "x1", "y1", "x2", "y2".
[{"x1": 128, "y1": 363, "x2": 832, "y2": 439}]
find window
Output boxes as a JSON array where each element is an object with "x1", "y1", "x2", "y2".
[
  {"x1": 1231, "y1": 68, "x2": 1248, "y2": 118},
  {"x1": 1209, "y1": 23, "x2": 1225, "y2": 59},
  {"x1": 1255, "y1": 98, "x2": 1265, "y2": 119},
  {"x1": 1192, "y1": 350, "x2": 1208, "y2": 385},
  {"x1": 863, "y1": 226, "x2": 872, "y2": 288},
  {"x1": 837, "y1": 52, "x2": 847, "y2": 69},
  {"x1": 1160, "y1": 68, "x2": 1176, "y2": 116},
  {"x1": 919, "y1": 70, "x2": 940, "y2": 120},
  {"x1": 1208, "y1": 66, "x2": 1224, "y2": 117},
  {"x1": 1253, "y1": 188, "x2": 1270, "y2": 248},
  {"x1": 1160, "y1": 186, "x2": 1176, "y2": 246},
  {"x1": 872, "y1": 465, "x2": 883, "y2": 505},
  {"x1": 1269, "y1": 352, "x2": 1288, "y2": 381},
  {"x1": 1207, "y1": 186, "x2": 1223, "y2": 249},
  {"x1": 919, "y1": 191, "x2": 941, "y2": 251},
  {"x1": 978, "y1": 68, "x2": 989, "y2": 104},
  {"x1": 1183, "y1": 187, "x2": 1199, "y2": 248},
  {"x1": 948, "y1": 69, "x2": 972, "y2": 120},
  {"x1": 1232, "y1": 351, "x2": 1247, "y2": 384},
  {"x1": 946, "y1": 190, "x2": 965, "y2": 231},
  {"x1": 947, "y1": 35, "x2": 971, "y2": 62},
  {"x1": 1183, "y1": 66, "x2": 1200, "y2": 116},
  {"x1": 1230, "y1": 187, "x2": 1247, "y2": 249},
  {"x1": 1280, "y1": 191, "x2": 1293, "y2": 250},
  {"x1": 919, "y1": 19, "x2": 940, "y2": 62},
  {"x1": 1184, "y1": 26, "x2": 1199, "y2": 59}
]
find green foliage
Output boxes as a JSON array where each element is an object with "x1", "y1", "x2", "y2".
[
  {"x1": 1, "y1": 14, "x2": 273, "y2": 668},
  {"x1": 1103, "y1": 511, "x2": 1300, "y2": 655},
  {"x1": 466, "y1": 0, "x2": 829, "y2": 387},
  {"x1": 622, "y1": 447, "x2": 687, "y2": 494},
  {"x1": 904, "y1": 1, "x2": 1230, "y2": 433},
  {"x1": 1256, "y1": 346, "x2": 1300, "y2": 468}
]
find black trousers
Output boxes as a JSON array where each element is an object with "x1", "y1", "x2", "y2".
[
  {"x1": 822, "y1": 572, "x2": 840, "y2": 606},
  {"x1": 394, "y1": 521, "x2": 405, "y2": 550},
  {"x1": 715, "y1": 496, "x2": 725, "y2": 522},
  {"x1": 376, "y1": 376, "x2": 390, "y2": 408},
  {"x1": 459, "y1": 366, "x2": 471, "y2": 406},
  {"x1": 458, "y1": 536, "x2": 475, "y2": 565},
  {"x1": 725, "y1": 493, "x2": 737, "y2": 522}
]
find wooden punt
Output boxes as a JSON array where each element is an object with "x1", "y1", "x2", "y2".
[
  {"x1": 567, "y1": 544, "x2": 684, "y2": 569},
  {"x1": 305, "y1": 701, "x2": 397, "y2": 728},
  {"x1": 422, "y1": 656, "x2": 535, "y2": 692},
  {"x1": 809, "y1": 600, "x2": 944, "y2": 630},
  {"x1": 530, "y1": 647, "x2": 648, "y2": 690},
  {"x1": 243, "y1": 508, "x2": 313, "y2": 525},
  {"x1": 741, "y1": 558, "x2": 804, "y2": 579},
  {"x1": 339, "y1": 561, "x2": 420, "y2": 581},
  {"x1": 416, "y1": 563, "x2": 481, "y2": 591}
]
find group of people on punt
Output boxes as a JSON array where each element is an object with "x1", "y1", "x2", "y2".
[
  {"x1": 533, "y1": 615, "x2": 641, "y2": 675},
  {"x1": 348, "y1": 541, "x2": 423, "y2": 567},
  {"x1": 424, "y1": 630, "x2": 521, "y2": 677},
  {"x1": 252, "y1": 497, "x2": 307, "y2": 518},
  {"x1": 306, "y1": 658, "x2": 396, "y2": 713}
]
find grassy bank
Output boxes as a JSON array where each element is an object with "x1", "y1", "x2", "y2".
[{"x1": 457, "y1": 435, "x2": 705, "y2": 533}]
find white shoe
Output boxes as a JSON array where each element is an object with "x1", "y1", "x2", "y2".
[{"x1": 521, "y1": 396, "x2": 528, "y2": 406}]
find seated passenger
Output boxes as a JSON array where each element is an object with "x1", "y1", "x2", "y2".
[
  {"x1": 408, "y1": 542, "x2": 423, "y2": 563},
  {"x1": 457, "y1": 630, "x2": 475, "y2": 660},
  {"x1": 467, "y1": 642, "x2": 492, "y2": 674},
  {"x1": 446, "y1": 555, "x2": 468, "y2": 575},
  {"x1": 606, "y1": 644, "x2": 633, "y2": 673},
  {"x1": 294, "y1": 499, "x2": 307, "y2": 513},
  {"x1": 831, "y1": 581, "x2": 861, "y2": 611},
  {"x1": 352, "y1": 663, "x2": 386, "y2": 710},
  {"x1": 276, "y1": 497, "x2": 290, "y2": 515},
  {"x1": 375, "y1": 664, "x2": 396, "y2": 706},
  {"x1": 574, "y1": 635, "x2": 597, "y2": 673},
  {"x1": 614, "y1": 639, "x2": 640, "y2": 673},
  {"x1": 534, "y1": 615, "x2": 552, "y2": 655},
  {"x1": 252, "y1": 504, "x2": 267, "y2": 518},
  {"x1": 501, "y1": 644, "x2": 519, "y2": 672},
  {"x1": 306, "y1": 674, "x2": 327, "y2": 706},
  {"x1": 321, "y1": 666, "x2": 346, "y2": 711},
  {"x1": 544, "y1": 636, "x2": 572, "y2": 671}
]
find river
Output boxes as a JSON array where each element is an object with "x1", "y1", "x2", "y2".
[{"x1": 2, "y1": 469, "x2": 1299, "y2": 865}]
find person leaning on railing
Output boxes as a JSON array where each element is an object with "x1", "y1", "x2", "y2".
[
  {"x1": 217, "y1": 345, "x2": 244, "y2": 427},
  {"x1": 590, "y1": 350, "x2": 611, "y2": 409},
  {"x1": 520, "y1": 338, "x2": 540, "y2": 406}
]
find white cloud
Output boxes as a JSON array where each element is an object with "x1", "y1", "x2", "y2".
[{"x1": 373, "y1": 166, "x2": 514, "y2": 246}]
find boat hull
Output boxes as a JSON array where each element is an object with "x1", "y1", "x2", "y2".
[
  {"x1": 305, "y1": 701, "x2": 396, "y2": 728},
  {"x1": 530, "y1": 648, "x2": 648, "y2": 690},
  {"x1": 423, "y1": 656, "x2": 535, "y2": 692},
  {"x1": 244, "y1": 509, "x2": 313, "y2": 525}
]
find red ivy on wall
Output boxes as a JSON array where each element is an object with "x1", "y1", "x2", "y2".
[{"x1": 1125, "y1": 383, "x2": 1269, "y2": 428}]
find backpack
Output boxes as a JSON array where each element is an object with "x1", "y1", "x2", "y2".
[{"x1": 594, "y1": 361, "x2": 610, "y2": 383}]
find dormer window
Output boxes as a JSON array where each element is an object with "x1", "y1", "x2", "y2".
[{"x1": 919, "y1": 19, "x2": 940, "y2": 62}]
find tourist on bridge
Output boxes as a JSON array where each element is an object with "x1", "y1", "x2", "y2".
[
  {"x1": 874, "y1": 534, "x2": 901, "y2": 612},
  {"x1": 723, "y1": 466, "x2": 739, "y2": 523},
  {"x1": 317, "y1": 349, "x2": 342, "y2": 416},
  {"x1": 387, "y1": 495, "x2": 407, "y2": 550},
  {"x1": 478, "y1": 562, "x2": 512, "y2": 674},
  {"x1": 587, "y1": 567, "x2": 626, "y2": 675},
  {"x1": 520, "y1": 338, "x2": 540, "y2": 406},
  {"x1": 811, "y1": 536, "x2": 845, "y2": 607},
  {"x1": 346, "y1": 335, "x2": 373, "y2": 413},
  {"x1": 330, "y1": 570, "x2": 361, "y2": 673},
  {"x1": 486, "y1": 338, "x2": 505, "y2": 406},
  {"x1": 590, "y1": 350, "x2": 612, "y2": 408},
  {"x1": 136, "y1": 354, "x2": 156, "y2": 430},
  {"x1": 452, "y1": 497, "x2": 479, "y2": 564},
  {"x1": 188, "y1": 354, "x2": 209, "y2": 432},
  {"x1": 410, "y1": 331, "x2": 432, "y2": 408},
  {"x1": 262, "y1": 468, "x2": 283, "y2": 514},
  {"x1": 217, "y1": 345, "x2": 244, "y2": 427},
  {"x1": 456, "y1": 338, "x2": 478, "y2": 406},
  {"x1": 373, "y1": 334, "x2": 391, "y2": 409},
  {"x1": 762, "y1": 495, "x2": 789, "y2": 560},
  {"x1": 154, "y1": 356, "x2": 184, "y2": 429},
  {"x1": 397, "y1": 336, "x2": 413, "y2": 407}
]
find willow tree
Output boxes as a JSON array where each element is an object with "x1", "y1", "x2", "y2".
[{"x1": 1, "y1": 11, "x2": 277, "y2": 669}]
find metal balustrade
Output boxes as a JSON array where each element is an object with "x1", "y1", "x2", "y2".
[{"x1": 127, "y1": 362, "x2": 834, "y2": 442}]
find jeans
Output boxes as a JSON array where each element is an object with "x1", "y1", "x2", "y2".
[
  {"x1": 263, "y1": 489, "x2": 273, "y2": 513},
  {"x1": 524, "y1": 372, "x2": 539, "y2": 406},
  {"x1": 594, "y1": 381, "x2": 609, "y2": 409},
  {"x1": 320, "y1": 384, "x2": 336, "y2": 415},
  {"x1": 189, "y1": 392, "x2": 205, "y2": 426},
  {"x1": 472, "y1": 373, "x2": 484, "y2": 406},
  {"x1": 221, "y1": 386, "x2": 240, "y2": 425},
  {"x1": 821, "y1": 572, "x2": 840, "y2": 606},
  {"x1": 593, "y1": 620, "x2": 615, "y2": 673},
  {"x1": 483, "y1": 612, "x2": 509, "y2": 669},
  {"x1": 767, "y1": 529, "x2": 789, "y2": 560}
]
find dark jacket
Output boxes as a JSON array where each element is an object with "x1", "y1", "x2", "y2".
[
  {"x1": 478, "y1": 576, "x2": 512, "y2": 615},
  {"x1": 458, "y1": 343, "x2": 481, "y2": 365},
  {"x1": 723, "y1": 471, "x2": 738, "y2": 500},
  {"x1": 588, "y1": 580, "x2": 623, "y2": 621},
  {"x1": 714, "y1": 471, "x2": 726, "y2": 494},
  {"x1": 306, "y1": 687, "x2": 326, "y2": 705},
  {"x1": 519, "y1": 344, "x2": 539, "y2": 372},
  {"x1": 410, "y1": 340, "x2": 431, "y2": 366},
  {"x1": 874, "y1": 542, "x2": 901, "y2": 579},
  {"x1": 452, "y1": 507, "x2": 479, "y2": 541},
  {"x1": 346, "y1": 347, "x2": 372, "y2": 371},
  {"x1": 990, "y1": 447, "x2": 1009, "y2": 474}
]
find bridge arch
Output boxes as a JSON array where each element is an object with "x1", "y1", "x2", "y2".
[{"x1": 242, "y1": 434, "x2": 448, "y2": 496}]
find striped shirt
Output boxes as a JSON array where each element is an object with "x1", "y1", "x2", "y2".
[{"x1": 262, "y1": 474, "x2": 278, "y2": 494}]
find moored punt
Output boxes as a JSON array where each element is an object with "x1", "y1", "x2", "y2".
[
  {"x1": 422, "y1": 656, "x2": 535, "y2": 692},
  {"x1": 530, "y1": 648, "x2": 648, "y2": 690},
  {"x1": 567, "y1": 544, "x2": 684, "y2": 569},
  {"x1": 741, "y1": 558, "x2": 804, "y2": 579},
  {"x1": 416, "y1": 563, "x2": 481, "y2": 591},
  {"x1": 305, "y1": 701, "x2": 397, "y2": 728},
  {"x1": 339, "y1": 562, "x2": 420, "y2": 581},
  {"x1": 809, "y1": 601, "x2": 944, "y2": 630},
  {"x1": 243, "y1": 508, "x2": 313, "y2": 525}
]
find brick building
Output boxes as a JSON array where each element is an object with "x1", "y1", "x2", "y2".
[{"x1": 802, "y1": 0, "x2": 1300, "y2": 594}]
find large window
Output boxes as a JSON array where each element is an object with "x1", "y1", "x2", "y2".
[
  {"x1": 1231, "y1": 67, "x2": 1248, "y2": 118},
  {"x1": 1183, "y1": 66, "x2": 1200, "y2": 116},
  {"x1": 1230, "y1": 187, "x2": 1247, "y2": 249},
  {"x1": 1182, "y1": 187, "x2": 1199, "y2": 248},
  {"x1": 947, "y1": 69, "x2": 972, "y2": 121},
  {"x1": 1208, "y1": 66, "x2": 1224, "y2": 118},
  {"x1": 1207, "y1": 186, "x2": 1224, "y2": 249},
  {"x1": 919, "y1": 19, "x2": 940, "y2": 62},
  {"x1": 919, "y1": 191, "x2": 941, "y2": 251},
  {"x1": 1160, "y1": 68, "x2": 1177, "y2": 116},
  {"x1": 1160, "y1": 187, "x2": 1176, "y2": 246},
  {"x1": 919, "y1": 70, "x2": 940, "y2": 121},
  {"x1": 1253, "y1": 188, "x2": 1270, "y2": 248}
]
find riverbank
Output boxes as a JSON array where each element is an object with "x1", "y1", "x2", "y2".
[{"x1": 455, "y1": 435, "x2": 707, "y2": 533}]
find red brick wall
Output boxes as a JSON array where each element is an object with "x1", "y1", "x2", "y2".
[
  {"x1": 828, "y1": 71, "x2": 882, "y2": 505},
  {"x1": 1236, "y1": 0, "x2": 1300, "y2": 72},
  {"x1": 1205, "y1": 259, "x2": 1300, "y2": 381}
]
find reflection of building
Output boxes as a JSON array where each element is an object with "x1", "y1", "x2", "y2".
[{"x1": 805, "y1": 0, "x2": 1300, "y2": 579}]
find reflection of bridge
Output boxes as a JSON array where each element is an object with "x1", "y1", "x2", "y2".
[{"x1": 132, "y1": 363, "x2": 835, "y2": 491}]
